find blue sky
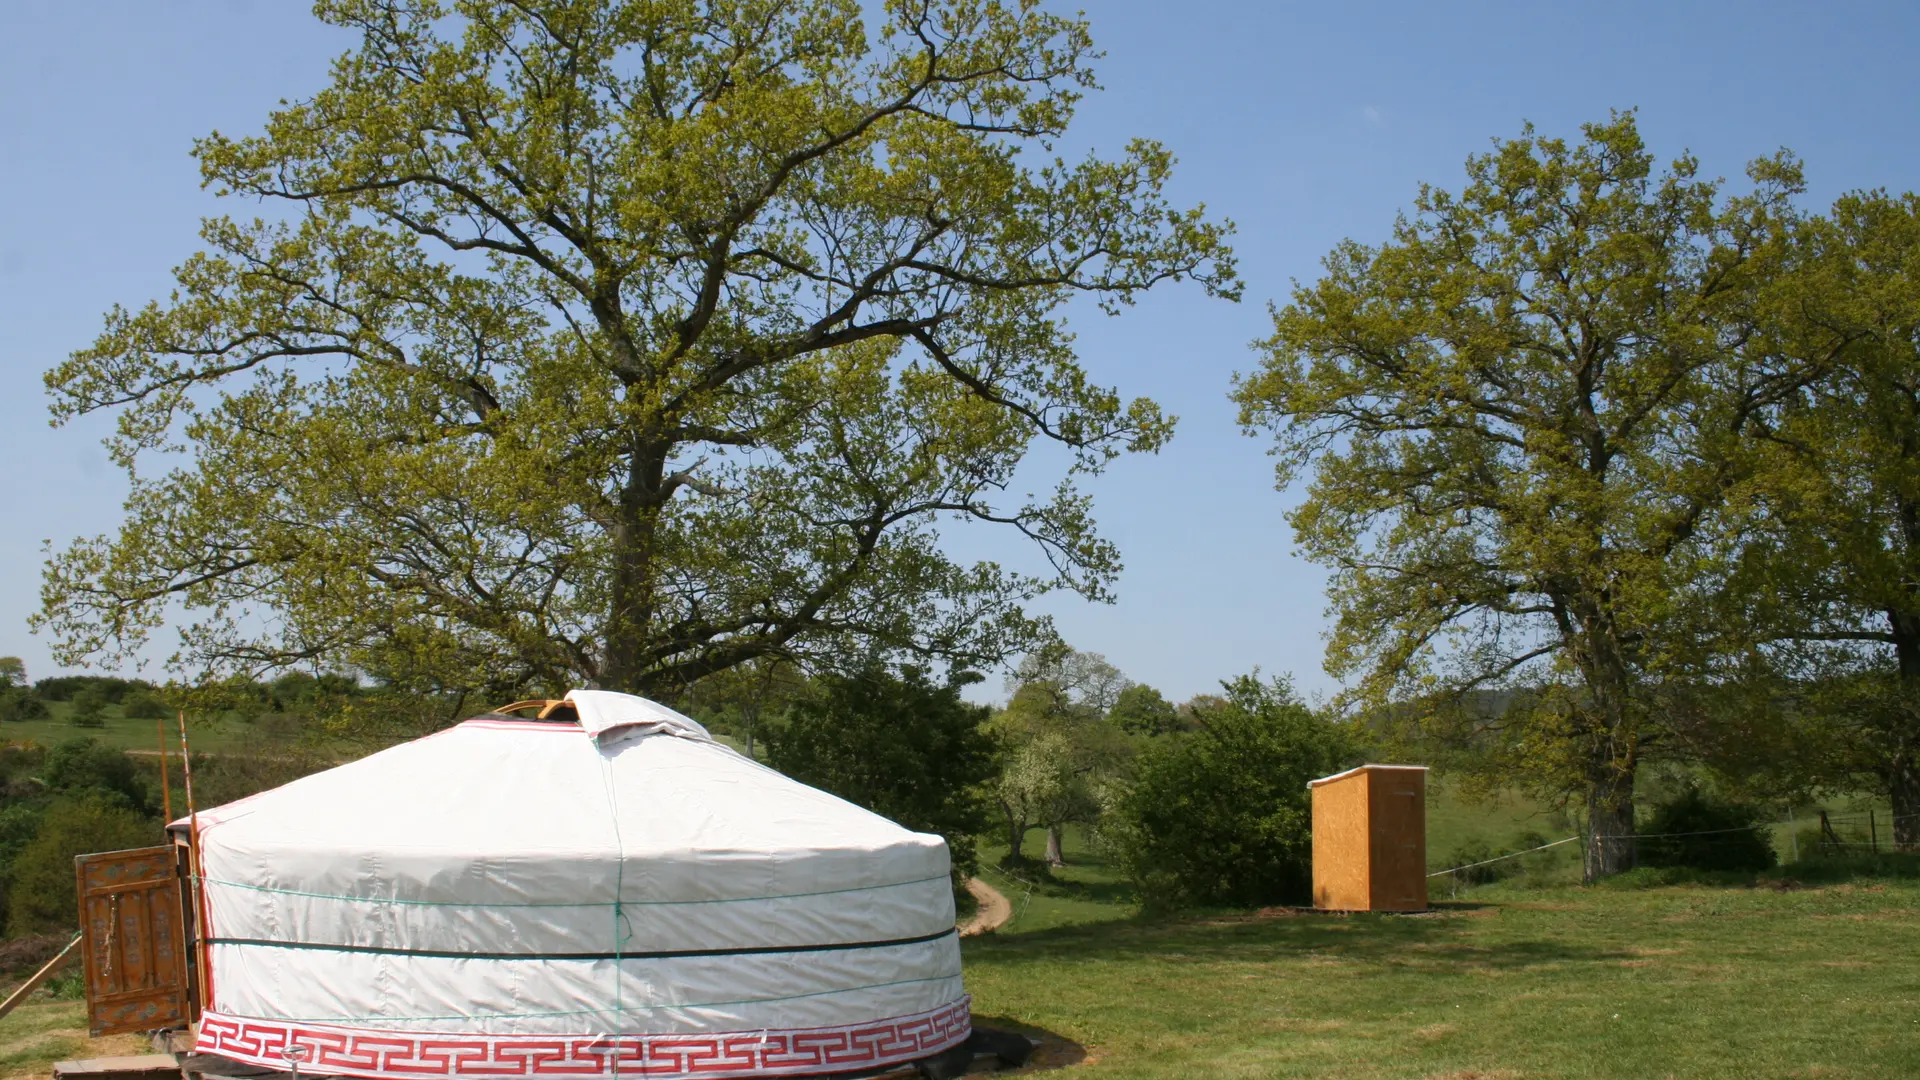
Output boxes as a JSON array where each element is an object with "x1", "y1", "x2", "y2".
[{"x1": 2, "y1": 3, "x2": 1916, "y2": 704}]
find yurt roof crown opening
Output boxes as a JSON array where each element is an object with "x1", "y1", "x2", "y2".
[{"x1": 148, "y1": 689, "x2": 974, "y2": 1080}]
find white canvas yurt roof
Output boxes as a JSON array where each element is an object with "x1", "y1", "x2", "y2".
[{"x1": 183, "y1": 690, "x2": 969, "y2": 1080}]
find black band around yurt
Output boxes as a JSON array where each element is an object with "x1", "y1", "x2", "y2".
[{"x1": 204, "y1": 926, "x2": 958, "y2": 961}]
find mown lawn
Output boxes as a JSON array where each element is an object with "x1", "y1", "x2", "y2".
[
  {"x1": 0, "y1": 998, "x2": 140, "y2": 1080},
  {"x1": 0, "y1": 703, "x2": 266, "y2": 755},
  {"x1": 0, "y1": 704, "x2": 756, "y2": 761},
  {"x1": 965, "y1": 824, "x2": 1920, "y2": 1080}
]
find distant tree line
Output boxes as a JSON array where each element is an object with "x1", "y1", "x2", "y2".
[
  {"x1": 699, "y1": 647, "x2": 1361, "y2": 912},
  {"x1": 0, "y1": 659, "x2": 364, "y2": 938},
  {"x1": 0, "y1": 642, "x2": 1807, "y2": 936}
]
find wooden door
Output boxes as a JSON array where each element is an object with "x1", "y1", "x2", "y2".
[
  {"x1": 76, "y1": 846, "x2": 190, "y2": 1036},
  {"x1": 1367, "y1": 770, "x2": 1428, "y2": 911}
]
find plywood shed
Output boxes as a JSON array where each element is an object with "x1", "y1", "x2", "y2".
[{"x1": 1309, "y1": 764, "x2": 1429, "y2": 912}]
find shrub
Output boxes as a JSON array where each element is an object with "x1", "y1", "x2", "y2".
[
  {"x1": 120, "y1": 689, "x2": 171, "y2": 721},
  {"x1": 1107, "y1": 674, "x2": 1355, "y2": 910},
  {"x1": 7, "y1": 796, "x2": 159, "y2": 935},
  {"x1": 43, "y1": 738, "x2": 148, "y2": 812},
  {"x1": 0, "y1": 687, "x2": 48, "y2": 723},
  {"x1": 1435, "y1": 830, "x2": 1566, "y2": 889},
  {"x1": 267, "y1": 671, "x2": 361, "y2": 711},
  {"x1": 0, "y1": 745, "x2": 47, "y2": 802},
  {"x1": 0, "y1": 933, "x2": 79, "y2": 984},
  {"x1": 43, "y1": 966, "x2": 87, "y2": 1000},
  {"x1": 1438, "y1": 839, "x2": 1502, "y2": 885},
  {"x1": 0, "y1": 804, "x2": 48, "y2": 932},
  {"x1": 766, "y1": 666, "x2": 999, "y2": 882},
  {"x1": 1595, "y1": 865, "x2": 1757, "y2": 889},
  {"x1": 32, "y1": 677, "x2": 148, "y2": 705},
  {"x1": 1786, "y1": 825, "x2": 1825, "y2": 861},
  {"x1": 0, "y1": 805, "x2": 47, "y2": 867},
  {"x1": 1780, "y1": 851, "x2": 1920, "y2": 884},
  {"x1": 69, "y1": 687, "x2": 108, "y2": 728},
  {"x1": 1638, "y1": 786, "x2": 1776, "y2": 872},
  {"x1": 186, "y1": 746, "x2": 336, "y2": 809}
]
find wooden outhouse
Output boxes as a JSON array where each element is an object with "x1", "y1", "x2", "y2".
[{"x1": 1309, "y1": 764, "x2": 1428, "y2": 912}]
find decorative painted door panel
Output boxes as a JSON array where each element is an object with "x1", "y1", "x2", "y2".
[{"x1": 76, "y1": 846, "x2": 189, "y2": 1035}]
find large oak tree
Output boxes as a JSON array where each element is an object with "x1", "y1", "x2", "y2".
[
  {"x1": 37, "y1": 0, "x2": 1235, "y2": 703},
  {"x1": 1729, "y1": 191, "x2": 1920, "y2": 847},
  {"x1": 1233, "y1": 115, "x2": 1822, "y2": 879}
]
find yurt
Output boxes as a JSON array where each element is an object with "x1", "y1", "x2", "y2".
[{"x1": 175, "y1": 690, "x2": 973, "y2": 1080}]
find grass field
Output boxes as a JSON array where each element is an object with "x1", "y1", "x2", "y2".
[
  {"x1": 0, "y1": 702, "x2": 272, "y2": 755},
  {"x1": 0, "y1": 999, "x2": 140, "y2": 1080},
  {"x1": 965, "y1": 827, "x2": 1920, "y2": 1079},
  {"x1": 0, "y1": 704, "x2": 758, "y2": 761},
  {"x1": 965, "y1": 876, "x2": 1920, "y2": 1079}
]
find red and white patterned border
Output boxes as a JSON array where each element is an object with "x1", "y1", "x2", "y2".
[{"x1": 196, "y1": 998, "x2": 970, "y2": 1080}]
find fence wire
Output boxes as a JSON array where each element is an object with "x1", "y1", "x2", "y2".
[{"x1": 1428, "y1": 806, "x2": 1917, "y2": 884}]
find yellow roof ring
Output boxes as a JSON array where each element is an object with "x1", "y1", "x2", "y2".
[{"x1": 493, "y1": 699, "x2": 573, "y2": 720}]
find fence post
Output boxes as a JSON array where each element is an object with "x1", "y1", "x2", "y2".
[
  {"x1": 1582, "y1": 817, "x2": 1593, "y2": 884},
  {"x1": 1788, "y1": 807, "x2": 1798, "y2": 863}
]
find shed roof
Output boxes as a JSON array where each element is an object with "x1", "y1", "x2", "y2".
[{"x1": 1307, "y1": 762, "x2": 1429, "y2": 788}]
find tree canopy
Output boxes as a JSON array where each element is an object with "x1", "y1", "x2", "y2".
[
  {"x1": 1108, "y1": 682, "x2": 1179, "y2": 736},
  {"x1": 0, "y1": 660, "x2": 35, "y2": 725},
  {"x1": 764, "y1": 664, "x2": 997, "y2": 880},
  {"x1": 1005, "y1": 643, "x2": 1130, "y2": 712},
  {"x1": 1107, "y1": 674, "x2": 1352, "y2": 909},
  {"x1": 1718, "y1": 190, "x2": 1920, "y2": 845},
  {"x1": 7, "y1": 797, "x2": 158, "y2": 936},
  {"x1": 991, "y1": 645, "x2": 1132, "y2": 864},
  {"x1": 1233, "y1": 113, "x2": 1823, "y2": 878},
  {"x1": 39, "y1": 0, "x2": 1235, "y2": 701}
]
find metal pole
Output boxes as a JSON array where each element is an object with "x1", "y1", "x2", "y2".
[{"x1": 177, "y1": 711, "x2": 212, "y2": 1016}]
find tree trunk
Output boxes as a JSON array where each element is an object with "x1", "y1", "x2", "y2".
[
  {"x1": 1567, "y1": 608, "x2": 1640, "y2": 883},
  {"x1": 1583, "y1": 765, "x2": 1637, "y2": 883},
  {"x1": 1889, "y1": 752, "x2": 1920, "y2": 851},
  {"x1": 602, "y1": 438, "x2": 669, "y2": 691},
  {"x1": 1044, "y1": 824, "x2": 1065, "y2": 867},
  {"x1": 1003, "y1": 809, "x2": 1028, "y2": 862}
]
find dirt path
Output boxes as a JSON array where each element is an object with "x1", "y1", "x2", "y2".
[{"x1": 959, "y1": 876, "x2": 1012, "y2": 936}]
